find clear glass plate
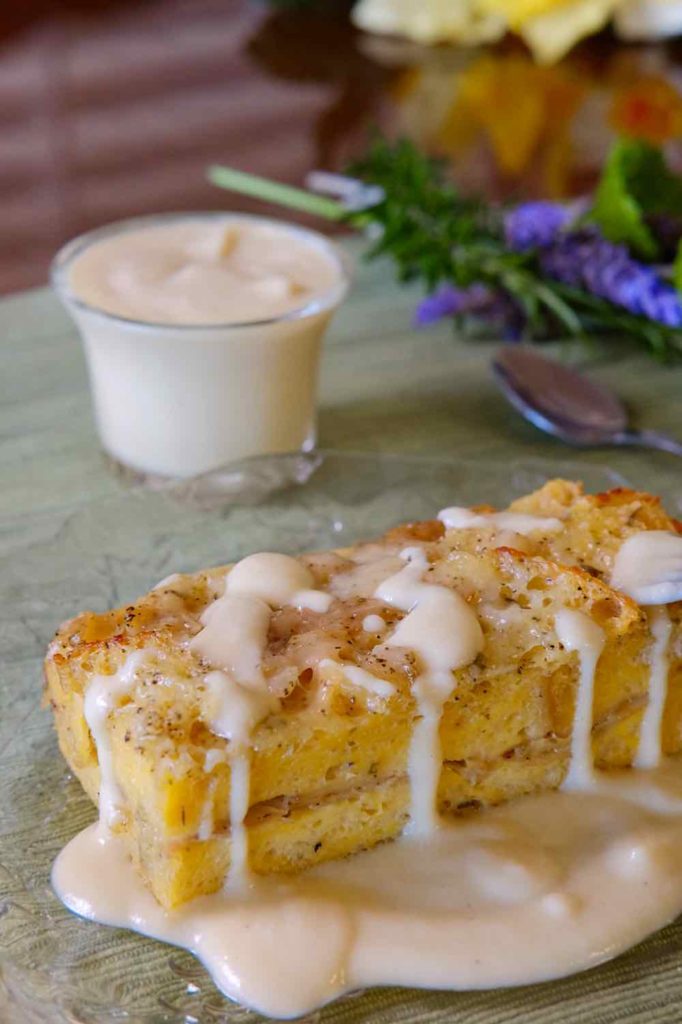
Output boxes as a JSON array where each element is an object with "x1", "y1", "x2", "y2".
[{"x1": 4, "y1": 451, "x2": 681, "y2": 1024}]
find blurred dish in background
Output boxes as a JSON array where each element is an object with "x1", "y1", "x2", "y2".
[
  {"x1": 1, "y1": 0, "x2": 681, "y2": 294},
  {"x1": 365, "y1": 40, "x2": 682, "y2": 199},
  {"x1": 353, "y1": 0, "x2": 682, "y2": 62},
  {"x1": 616, "y1": 0, "x2": 682, "y2": 40}
]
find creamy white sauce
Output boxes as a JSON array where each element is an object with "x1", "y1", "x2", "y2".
[
  {"x1": 611, "y1": 531, "x2": 682, "y2": 605},
  {"x1": 554, "y1": 609, "x2": 605, "y2": 791},
  {"x1": 57, "y1": 532, "x2": 682, "y2": 1019},
  {"x1": 438, "y1": 507, "x2": 563, "y2": 536},
  {"x1": 204, "y1": 748, "x2": 225, "y2": 773},
  {"x1": 362, "y1": 613, "x2": 386, "y2": 634},
  {"x1": 226, "y1": 752, "x2": 252, "y2": 889},
  {"x1": 635, "y1": 607, "x2": 672, "y2": 770},
  {"x1": 480, "y1": 602, "x2": 527, "y2": 629},
  {"x1": 375, "y1": 547, "x2": 483, "y2": 836},
  {"x1": 53, "y1": 768, "x2": 682, "y2": 1020},
  {"x1": 198, "y1": 777, "x2": 218, "y2": 843},
  {"x1": 191, "y1": 594, "x2": 272, "y2": 686},
  {"x1": 189, "y1": 553, "x2": 332, "y2": 885},
  {"x1": 67, "y1": 219, "x2": 340, "y2": 325},
  {"x1": 152, "y1": 572, "x2": 182, "y2": 591},
  {"x1": 318, "y1": 658, "x2": 394, "y2": 700},
  {"x1": 610, "y1": 531, "x2": 682, "y2": 767},
  {"x1": 203, "y1": 670, "x2": 276, "y2": 745},
  {"x1": 64, "y1": 216, "x2": 347, "y2": 480},
  {"x1": 552, "y1": 601, "x2": 680, "y2": 811},
  {"x1": 191, "y1": 554, "x2": 331, "y2": 678},
  {"x1": 225, "y1": 552, "x2": 332, "y2": 613},
  {"x1": 82, "y1": 651, "x2": 148, "y2": 830}
]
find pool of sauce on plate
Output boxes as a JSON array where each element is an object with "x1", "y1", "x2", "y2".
[{"x1": 53, "y1": 525, "x2": 682, "y2": 1019}]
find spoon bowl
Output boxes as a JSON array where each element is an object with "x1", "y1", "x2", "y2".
[{"x1": 492, "y1": 347, "x2": 682, "y2": 458}]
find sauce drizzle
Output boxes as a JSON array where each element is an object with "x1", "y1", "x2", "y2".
[
  {"x1": 554, "y1": 609, "x2": 605, "y2": 791},
  {"x1": 375, "y1": 547, "x2": 483, "y2": 835},
  {"x1": 54, "y1": 534, "x2": 682, "y2": 1020}
]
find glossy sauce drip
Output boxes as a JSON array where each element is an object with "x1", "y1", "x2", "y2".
[
  {"x1": 362, "y1": 613, "x2": 386, "y2": 634},
  {"x1": 438, "y1": 507, "x2": 563, "y2": 536},
  {"x1": 636, "y1": 607, "x2": 672, "y2": 769},
  {"x1": 56, "y1": 533, "x2": 682, "y2": 1019},
  {"x1": 611, "y1": 530, "x2": 682, "y2": 605},
  {"x1": 554, "y1": 609, "x2": 605, "y2": 790},
  {"x1": 610, "y1": 532, "x2": 682, "y2": 767},
  {"x1": 318, "y1": 659, "x2": 395, "y2": 701},
  {"x1": 190, "y1": 552, "x2": 332, "y2": 884},
  {"x1": 198, "y1": 777, "x2": 219, "y2": 842},
  {"x1": 375, "y1": 546, "x2": 483, "y2": 835},
  {"x1": 82, "y1": 651, "x2": 148, "y2": 830},
  {"x1": 225, "y1": 551, "x2": 332, "y2": 613},
  {"x1": 201, "y1": 669, "x2": 276, "y2": 881}
]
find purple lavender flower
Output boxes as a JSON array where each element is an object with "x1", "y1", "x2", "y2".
[
  {"x1": 413, "y1": 284, "x2": 480, "y2": 325},
  {"x1": 540, "y1": 229, "x2": 682, "y2": 328},
  {"x1": 415, "y1": 283, "x2": 523, "y2": 339},
  {"x1": 504, "y1": 201, "x2": 570, "y2": 252}
]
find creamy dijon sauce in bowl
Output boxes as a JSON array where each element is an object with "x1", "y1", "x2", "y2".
[
  {"x1": 65, "y1": 218, "x2": 342, "y2": 326},
  {"x1": 52, "y1": 214, "x2": 349, "y2": 479},
  {"x1": 52, "y1": 516, "x2": 682, "y2": 1019}
]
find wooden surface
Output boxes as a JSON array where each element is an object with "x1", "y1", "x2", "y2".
[{"x1": 2, "y1": 0, "x2": 682, "y2": 294}]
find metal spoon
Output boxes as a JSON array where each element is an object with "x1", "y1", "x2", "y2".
[{"x1": 492, "y1": 347, "x2": 682, "y2": 458}]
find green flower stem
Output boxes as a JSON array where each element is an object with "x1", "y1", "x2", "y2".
[{"x1": 207, "y1": 165, "x2": 349, "y2": 222}]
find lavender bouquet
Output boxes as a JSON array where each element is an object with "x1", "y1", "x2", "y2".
[{"x1": 210, "y1": 137, "x2": 682, "y2": 360}]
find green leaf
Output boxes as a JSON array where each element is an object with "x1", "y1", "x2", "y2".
[
  {"x1": 589, "y1": 139, "x2": 682, "y2": 259},
  {"x1": 589, "y1": 178, "x2": 657, "y2": 259}
]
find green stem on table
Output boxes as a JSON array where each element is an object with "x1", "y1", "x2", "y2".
[{"x1": 208, "y1": 165, "x2": 349, "y2": 222}]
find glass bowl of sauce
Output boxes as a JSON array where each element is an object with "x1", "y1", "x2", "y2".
[{"x1": 51, "y1": 212, "x2": 351, "y2": 481}]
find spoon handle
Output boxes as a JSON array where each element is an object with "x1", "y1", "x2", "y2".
[{"x1": 615, "y1": 429, "x2": 682, "y2": 458}]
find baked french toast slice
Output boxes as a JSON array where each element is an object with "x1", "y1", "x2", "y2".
[
  {"x1": 507, "y1": 481, "x2": 682, "y2": 758},
  {"x1": 44, "y1": 482, "x2": 680, "y2": 909},
  {"x1": 435, "y1": 479, "x2": 682, "y2": 765}
]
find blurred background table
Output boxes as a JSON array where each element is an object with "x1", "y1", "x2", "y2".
[{"x1": 2, "y1": 0, "x2": 682, "y2": 295}]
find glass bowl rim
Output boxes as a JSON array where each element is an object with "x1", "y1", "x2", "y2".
[{"x1": 50, "y1": 210, "x2": 353, "y2": 333}]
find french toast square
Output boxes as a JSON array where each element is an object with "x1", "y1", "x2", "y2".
[{"x1": 45, "y1": 481, "x2": 681, "y2": 908}]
